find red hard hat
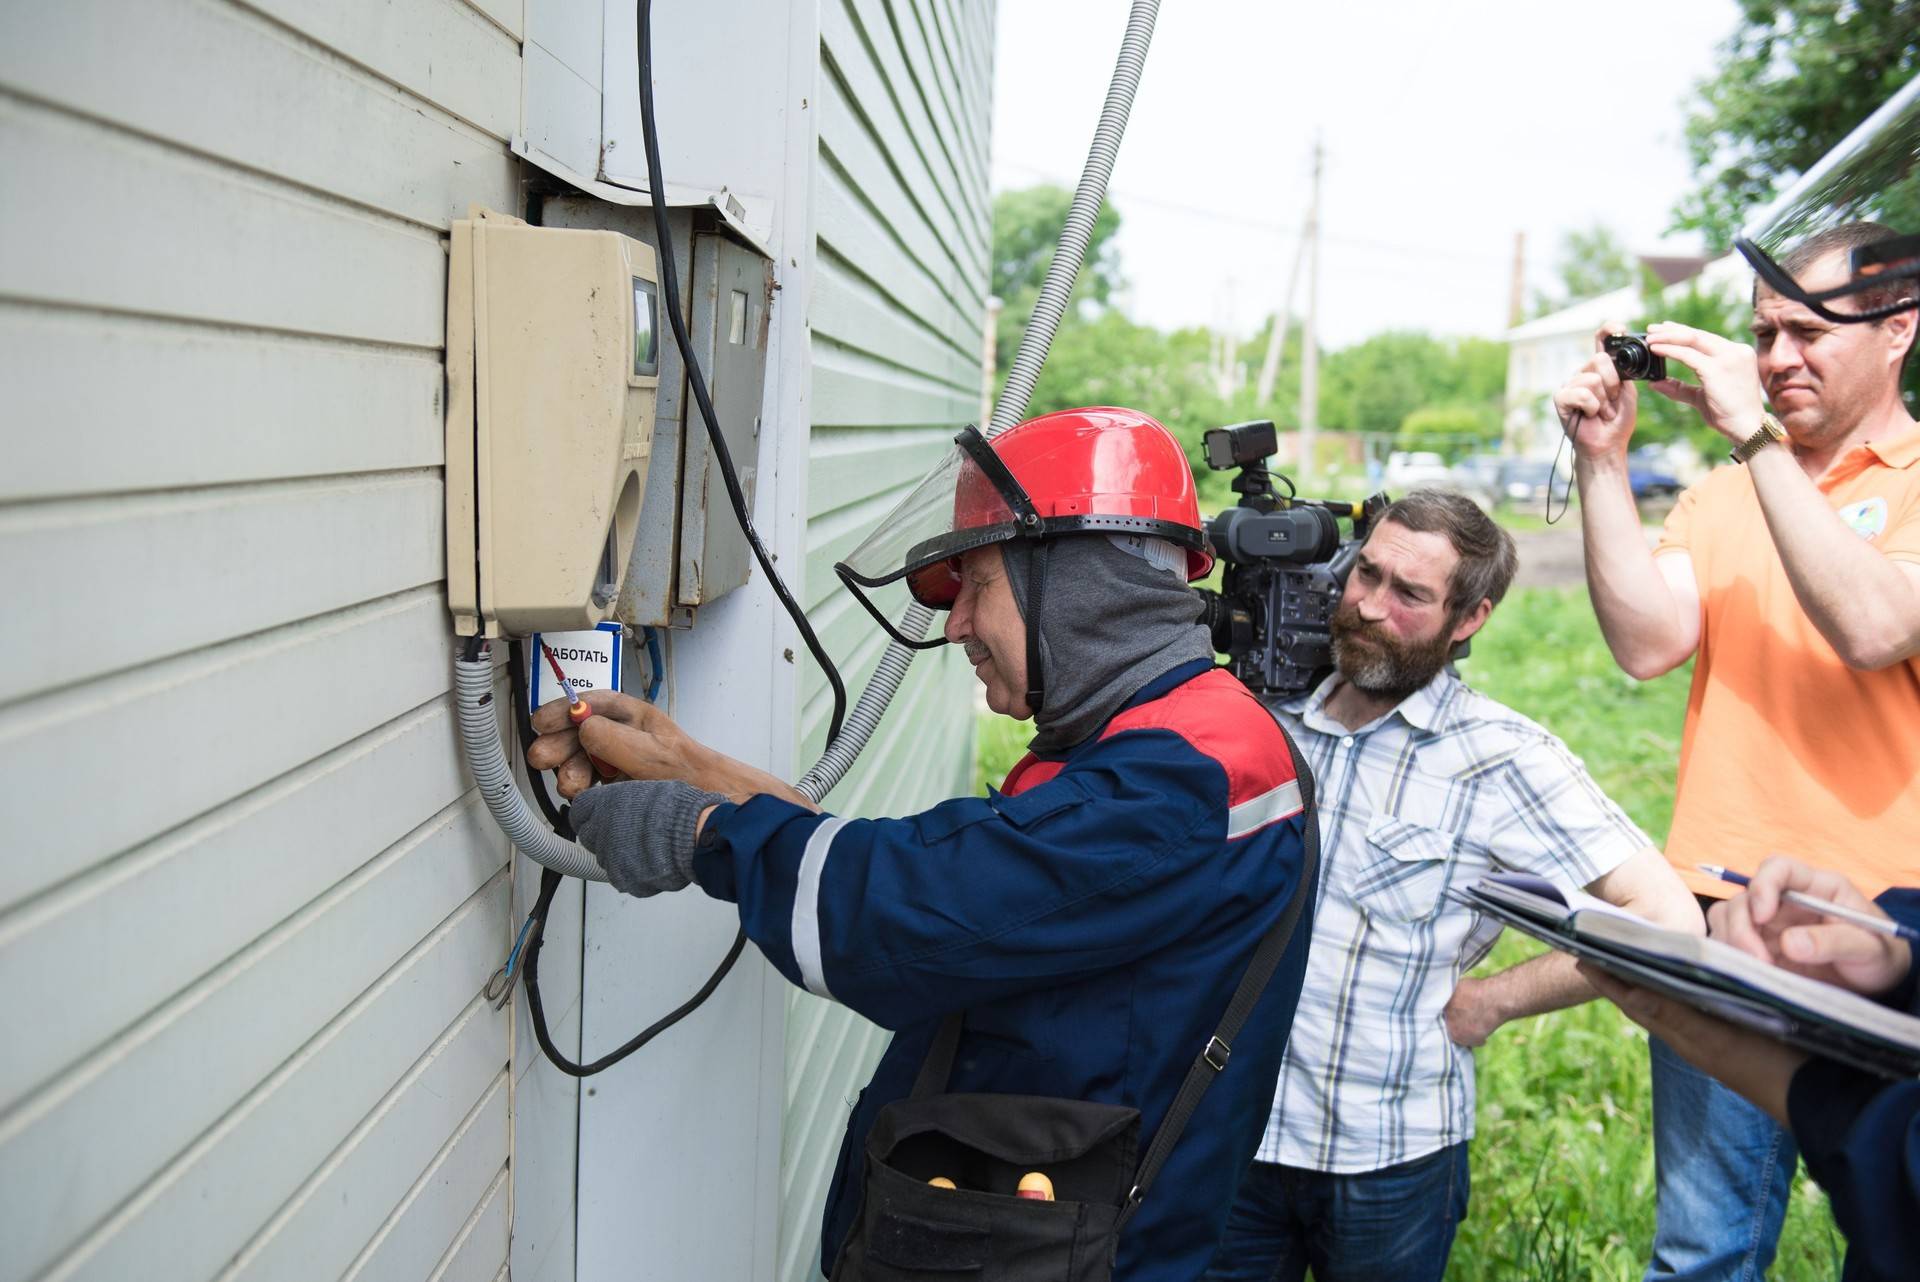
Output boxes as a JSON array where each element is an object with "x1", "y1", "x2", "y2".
[
  {"x1": 833, "y1": 407, "x2": 1212, "y2": 672},
  {"x1": 835, "y1": 407, "x2": 1209, "y2": 611},
  {"x1": 952, "y1": 407, "x2": 1213, "y2": 579}
]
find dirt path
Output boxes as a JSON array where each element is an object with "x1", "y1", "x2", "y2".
[
  {"x1": 1507, "y1": 501, "x2": 1672, "y2": 591},
  {"x1": 1509, "y1": 523, "x2": 1589, "y2": 590}
]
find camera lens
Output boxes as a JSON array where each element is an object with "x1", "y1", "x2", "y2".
[{"x1": 1610, "y1": 338, "x2": 1648, "y2": 378}]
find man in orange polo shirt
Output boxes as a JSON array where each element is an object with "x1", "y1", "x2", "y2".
[{"x1": 1555, "y1": 220, "x2": 1919, "y2": 1281}]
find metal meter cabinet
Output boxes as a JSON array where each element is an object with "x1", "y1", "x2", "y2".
[
  {"x1": 540, "y1": 196, "x2": 774, "y2": 629},
  {"x1": 677, "y1": 231, "x2": 774, "y2": 608}
]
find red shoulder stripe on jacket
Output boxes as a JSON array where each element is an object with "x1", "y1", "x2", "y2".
[{"x1": 1100, "y1": 668, "x2": 1299, "y2": 809}]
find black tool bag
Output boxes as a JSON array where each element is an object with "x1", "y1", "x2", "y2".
[{"x1": 830, "y1": 730, "x2": 1320, "y2": 1282}]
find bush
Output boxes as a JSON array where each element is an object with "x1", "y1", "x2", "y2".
[{"x1": 1398, "y1": 404, "x2": 1501, "y2": 462}]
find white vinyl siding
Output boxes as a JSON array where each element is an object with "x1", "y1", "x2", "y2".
[
  {"x1": 780, "y1": 2, "x2": 996, "y2": 1278},
  {"x1": 0, "y1": 3, "x2": 520, "y2": 1281}
]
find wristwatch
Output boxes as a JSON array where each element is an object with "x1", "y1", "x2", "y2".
[{"x1": 1729, "y1": 412, "x2": 1788, "y2": 464}]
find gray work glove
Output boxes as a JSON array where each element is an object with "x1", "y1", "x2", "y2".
[{"x1": 569, "y1": 780, "x2": 729, "y2": 898}]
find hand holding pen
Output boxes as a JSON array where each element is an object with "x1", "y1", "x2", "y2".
[{"x1": 1700, "y1": 857, "x2": 1915, "y2": 999}]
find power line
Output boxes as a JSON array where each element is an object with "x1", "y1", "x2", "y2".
[{"x1": 993, "y1": 158, "x2": 1510, "y2": 265}]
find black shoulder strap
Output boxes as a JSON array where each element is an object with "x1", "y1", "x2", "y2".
[
  {"x1": 912, "y1": 1011, "x2": 966, "y2": 1100},
  {"x1": 1116, "y1": 715, "x2": 1319, "y2": 1231}
]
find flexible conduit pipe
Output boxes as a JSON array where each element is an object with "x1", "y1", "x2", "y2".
[
  {"x1": 797, "y1": 0, "x2": 1161, "y2": 804},
  {"x1": 455, "y1": 650, "x2": 608, "y2": 881}
]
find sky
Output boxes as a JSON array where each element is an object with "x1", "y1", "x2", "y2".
[{"x1": 990, "y1": 0, "x2": 1743, "y2": 350}]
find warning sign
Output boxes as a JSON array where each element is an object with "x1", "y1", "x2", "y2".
[{"x1": 527, "y1": 622, "x2": 623, "y2": 713}]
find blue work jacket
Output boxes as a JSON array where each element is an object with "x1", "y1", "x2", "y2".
[
  {"x1": 1786, "y1": 888, "x2": 1920, "y2": 1282},
  {"x1": 691, "y1": 659, "x2": 1316, "y2": 1280}
]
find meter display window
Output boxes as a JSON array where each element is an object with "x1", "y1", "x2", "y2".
[{"x1": 632, "y1": 277, "x2": 659, "y2": 377}]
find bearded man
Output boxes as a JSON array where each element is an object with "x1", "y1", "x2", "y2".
[{"x1": 1203, "y1": 489, "x2": 1702, "y2": 1282}]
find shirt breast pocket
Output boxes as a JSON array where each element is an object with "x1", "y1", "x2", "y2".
[{"x1": 1352, "y1": 816, "x2": 1456, "y2": 923}]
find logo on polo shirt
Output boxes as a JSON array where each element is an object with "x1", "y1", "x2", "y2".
[{"x1": 1837, "y1": 497, "x2": 1889, "y2": 540}]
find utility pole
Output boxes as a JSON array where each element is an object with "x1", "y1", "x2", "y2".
[
  {"x1": 1507, "y1": 230, "x2": 1527, "y2": 328},
  {"x1": 1255, "y1": 226, "x2": 1306, "y2": 407},
  {"x1": 1298, "y1": 138, "x2": 1322, "y2": 483},
  {"x1": 1210, "y1": 282, "x2": 1240, "y2": 400},
  {"x1": 1504, "y1": 233, "x2": 1525, "y2": 454}
]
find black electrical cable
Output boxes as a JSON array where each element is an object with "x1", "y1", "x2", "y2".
[
  {"x1": 636, "y1": 0, "x2": 846, "y2": 746},
  {"x1": 522, "y1": 864, "x2": 750, "y2": 1078},
  {"x1": 506, "y1": 639, "x2": 748, "y2": 1075},
  {"x1": 496, "y1": 0, "x2": 852, "y2": 1080}
]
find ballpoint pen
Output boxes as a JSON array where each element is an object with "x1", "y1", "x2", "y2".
[{"x1": 1697, "y1": 864, "x2": 1919, "y2": 945}]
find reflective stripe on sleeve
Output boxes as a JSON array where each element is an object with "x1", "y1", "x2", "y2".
[
  {"x1": 792, "y1": 816, "x2": 850, "y2": 999},
  {"x1": 1226, "y1": 779, "x2": 1304, "y2": 839}
]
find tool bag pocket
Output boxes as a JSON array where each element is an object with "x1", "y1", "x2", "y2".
[{"x1": 830, "y1": 1090, "x2": 1139, "y2": 1282}]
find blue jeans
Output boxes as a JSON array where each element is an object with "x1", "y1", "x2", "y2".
[
  {"x1": 1647, "y1": 1035, "x2": 1797, "y2": 1281},
  {"x1": 1202, "y1": 1142, "x2": 1470, "y2": 1282}
]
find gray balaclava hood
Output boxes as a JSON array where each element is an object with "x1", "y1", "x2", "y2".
[{"x1": 1001, "y1": 535, "x2": 1215, "y2": 756}]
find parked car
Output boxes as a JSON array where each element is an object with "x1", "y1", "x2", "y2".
[
  {"x1": 1383, "y1": 450, "x2": 1454, "y2": 494},
  {"x1": 1449, "y1": 453, "x2": 1504, "y2": 509},
  {"x1": 1497, "y1": 458, "x2": 1560, "y2": 508},
  {"x1": 1628, "y1": 447, "x2": 1683, "y2": 500}
]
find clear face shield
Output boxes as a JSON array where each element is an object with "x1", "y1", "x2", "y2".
[
  {"x1": 833, "y1": 427, "x2": 1041, "y2": 650},
  {"x1": 1736, "y1": 77, "x2": 1920, "y2": 323}
]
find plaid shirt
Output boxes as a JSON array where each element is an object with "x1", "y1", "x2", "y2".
[{"x1": 1256, "y1": 669, "x2": 1648, "y2": 1173}]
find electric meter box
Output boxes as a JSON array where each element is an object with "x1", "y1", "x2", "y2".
[
  {"x1": 539, "y1": 196, "x2": 772, "y2": 629},
  {"x1": 445, "y1": 209, "x2": 660, "y2": 638}
]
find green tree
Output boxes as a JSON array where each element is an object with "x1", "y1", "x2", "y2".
[
  {"x1": 1019, "y1": 311, "x2": 1229, "y2": 465},
  {"x1": 991, "y1": 185, "x2": 1124, "y2": 375},
  {"x1": 1674, "y1": 0, "x2": 1920, "y2": 248},
  {"x1": 1319, "y1": 332, "x2": 1507, "y2": 439},
  {"x1": 1532, "y1": 224, "x2": 1636, "y2": 315}
]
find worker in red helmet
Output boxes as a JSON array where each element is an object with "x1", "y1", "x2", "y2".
[
  {"x1": 836, "y1": 408, "x2": 1218, "y2": 727},
  {"x1": 528, "y1": 407, "x2": 1319, "y2": 1281}
]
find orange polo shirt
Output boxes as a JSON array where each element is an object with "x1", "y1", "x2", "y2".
[{"x1": 1654, "y1": 420, "x2": 1920, "y2": 900}]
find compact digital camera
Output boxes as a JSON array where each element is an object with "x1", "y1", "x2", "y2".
[{"x1": 1604, "y1": 333, "x2": 1667, "y2": 382}]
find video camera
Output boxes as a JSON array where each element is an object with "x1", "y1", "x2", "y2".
[{"x1": 1194, "y1": 421, "x2": 1389, "y2": 700}]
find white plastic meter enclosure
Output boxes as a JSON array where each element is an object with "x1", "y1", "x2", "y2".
[{"x1": 446, "y1": 209, "x2": 660, "y2": 638}]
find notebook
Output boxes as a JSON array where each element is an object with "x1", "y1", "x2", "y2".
[{"x1": 1455, "y1": 872, "x2": 1920, "y2": 1079}]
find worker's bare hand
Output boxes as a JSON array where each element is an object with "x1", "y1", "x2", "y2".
[
  {"x1": 1551, "y1": 326, "x2": 1638, "y2": 460},
  {"x1": 527, "y1": 690, "x2": 703, "y2": 799},
  {"x1": 1707, "y1": 855, "x2": 1910, "y2": 997},
  {"x1": 526, "y1": 691, "x2": 819, "y2": 811}
]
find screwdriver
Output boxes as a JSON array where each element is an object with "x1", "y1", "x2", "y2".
[{"x1": 540, "y1": 641, "x2": 620, "y2": 780}]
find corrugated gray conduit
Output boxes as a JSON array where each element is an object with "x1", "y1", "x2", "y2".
[
  {"x1": 453, "y1": 0, "x2": 1160, "y2": 872},
  {"x1": 454, "y1": 648, "x2": 606, "y2": 880},
  {"x1": 797, "y1": 0, "x2": 1161, "y2": 804}
]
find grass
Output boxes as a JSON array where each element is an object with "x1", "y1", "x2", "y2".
[
  {"x1": 970, "y1": 585, "x2": 1844, "y2": 1280},
  {"x1": 1491, "y1": 504, "x2": 1567, "y2": 533}
]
